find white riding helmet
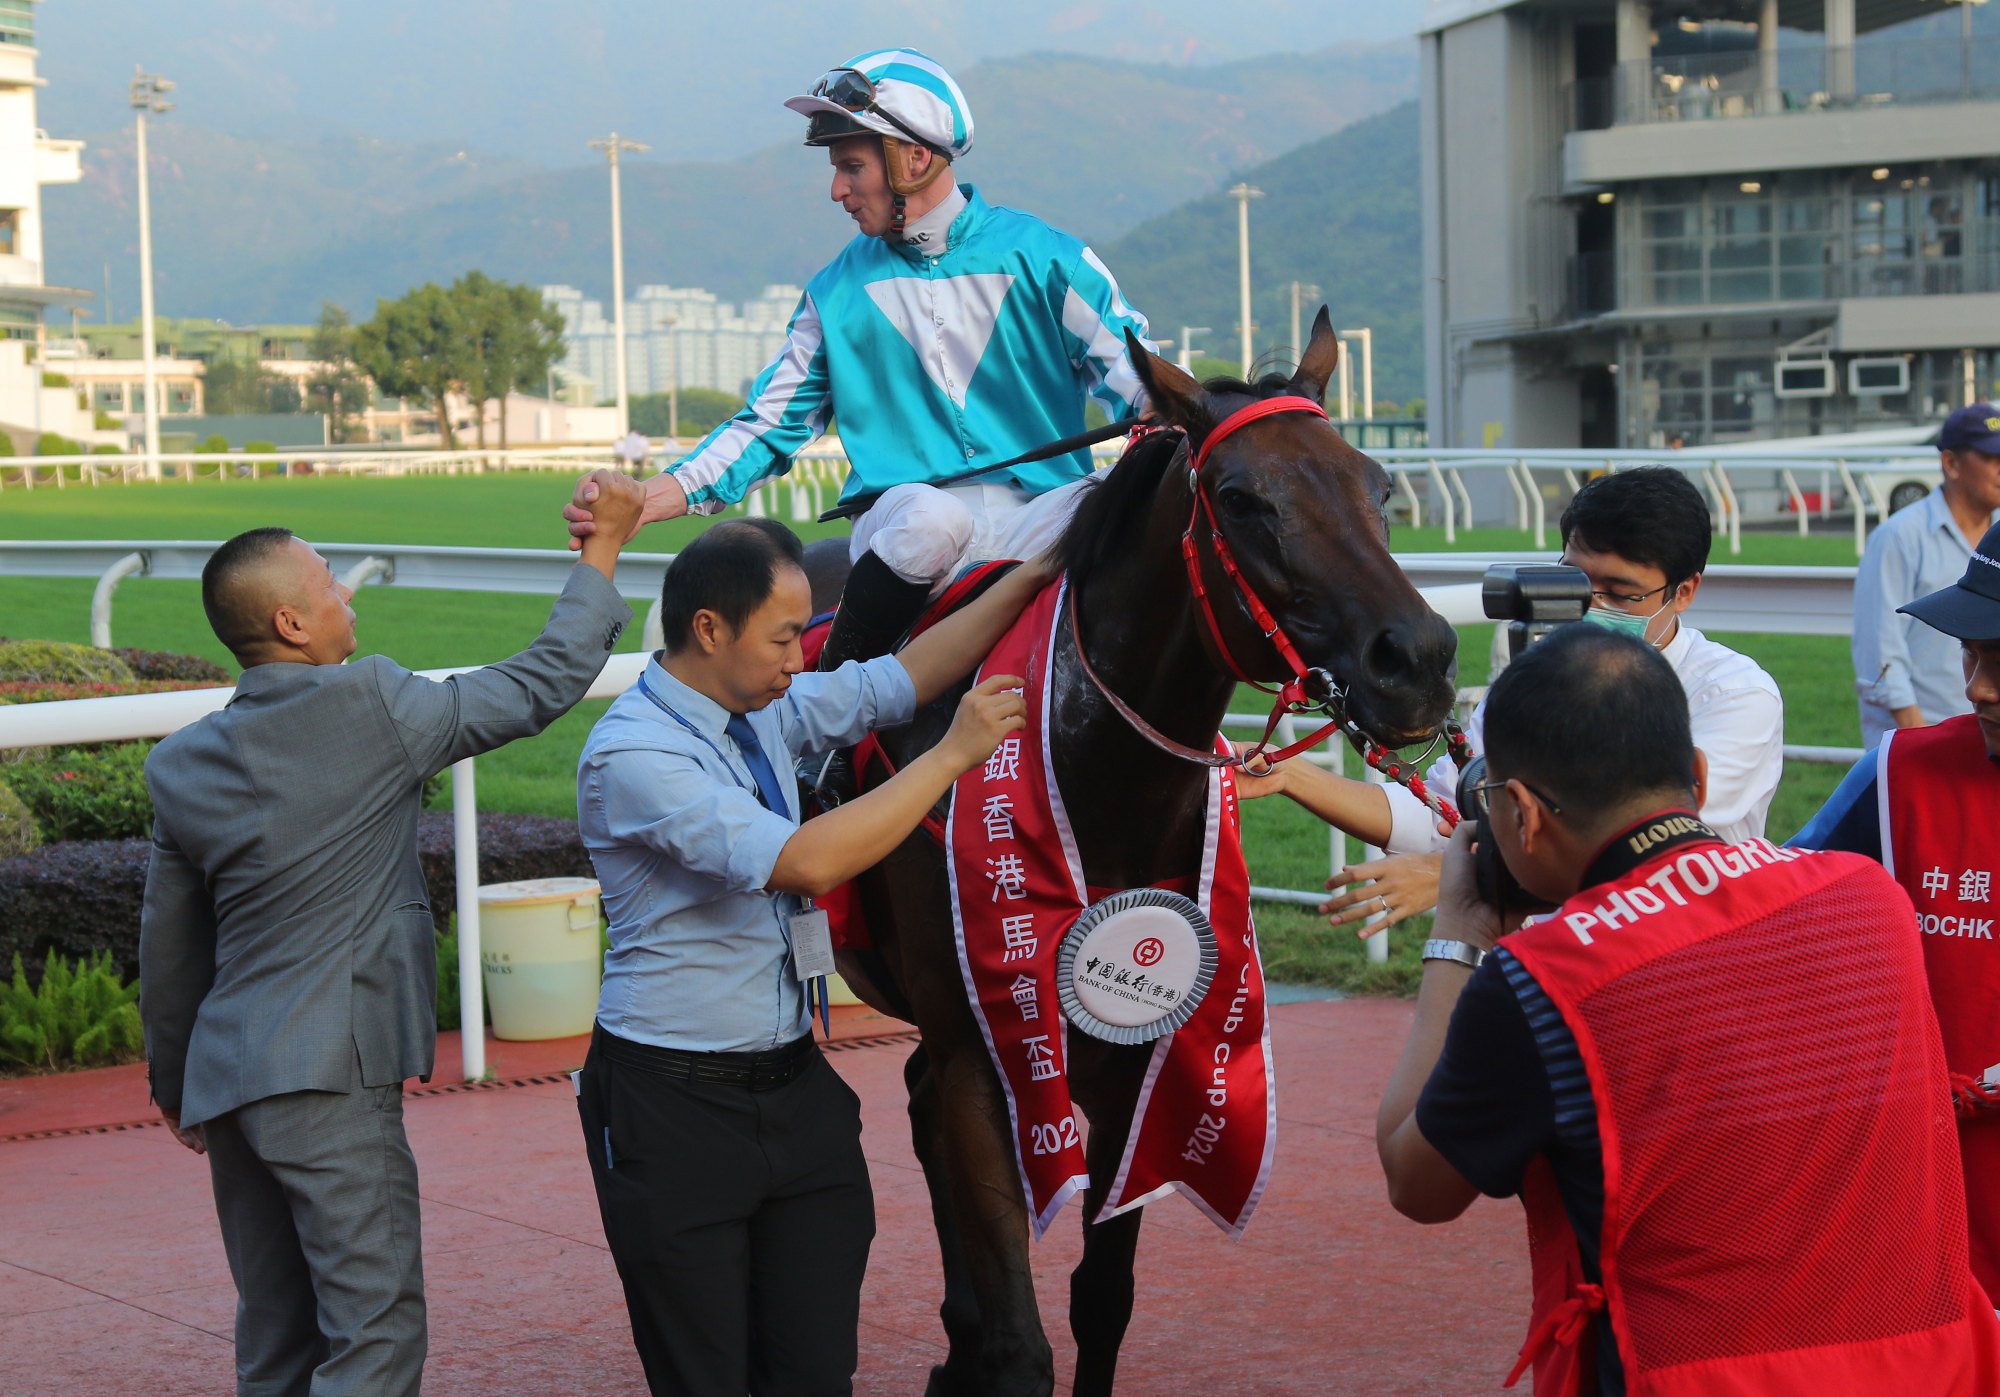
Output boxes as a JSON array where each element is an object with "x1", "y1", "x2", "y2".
[{"x1": 785, "y1": 48, "x2": 976, "y2": 166}]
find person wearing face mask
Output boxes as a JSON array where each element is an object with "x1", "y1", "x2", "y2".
[
  {"x1": 564, "y1": 48, "x2": 1155, "y2": 677},
  {"x1": 1239, "y1": 467, "x2": 1784, "y2": 935},
  {"x1": 1793, "y1": 517, "x2": 2000, "y2": 1306}
]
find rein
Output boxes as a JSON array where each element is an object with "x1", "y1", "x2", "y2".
[{"x1": 1069, "y1": 396, "x2": 1473, "y2": 829}]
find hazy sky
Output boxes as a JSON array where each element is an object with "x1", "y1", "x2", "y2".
[{"x1": 35, "y1": 0, "x2": 1432, "y2": 164}]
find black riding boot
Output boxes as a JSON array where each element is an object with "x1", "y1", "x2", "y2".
[
  {"x1": 808, "y1": 552, "x2": 935, "y2": 804},
  {"x1": 817, "y1": 551, "x2": 934, "y2": 672}
]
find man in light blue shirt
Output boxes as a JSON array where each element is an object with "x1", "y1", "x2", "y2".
[
  {"x1": 1854, "y1": 402, "x2": 2000, "y2": 747},
  {"x1": 574, "y1": 517, "x2": 1053, "y2": 1395}
]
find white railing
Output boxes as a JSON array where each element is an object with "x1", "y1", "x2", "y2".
[
  {"x1": 0, "y1": 546, "x2": 1871, "y2": 1065},
  {"x1": 4, "y1": 439, "x2": 1941, "y2": 558}
]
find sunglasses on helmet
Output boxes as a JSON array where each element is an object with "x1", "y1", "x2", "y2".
[{"x1": 809, "y1": 67, "x2": 947, "y2": 157}]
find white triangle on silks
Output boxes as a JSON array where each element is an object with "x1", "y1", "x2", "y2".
[{"x1": 863, "y1": 272, "x2": 1016, "y2": 409}]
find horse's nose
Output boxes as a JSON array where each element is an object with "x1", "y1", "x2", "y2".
[{"x1": 1361, "y1": 613, "x2": 1458, "y2": 695}]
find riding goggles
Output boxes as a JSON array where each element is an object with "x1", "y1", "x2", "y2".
[{"x1": 808, "y1": 67, "x2": 949, "y2": 157}]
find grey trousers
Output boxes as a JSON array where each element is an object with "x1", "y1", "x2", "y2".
[{"x1": 202, "y1": 1073, "x2": 427, "y2": 1397}]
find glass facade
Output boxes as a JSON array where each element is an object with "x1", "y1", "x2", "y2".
[
  {"x1": 0, "y1": 0, "x2": 32, "y2": 48},
  {"x1": 1624, "y1": 168, "x2": 2000, "y2": 308},
  {"x1": 1626, "y1": 341, "x2": 1993, "y2": 448}
]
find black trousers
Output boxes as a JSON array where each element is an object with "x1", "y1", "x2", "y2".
[{"x1": 578, "y1": 1026, "x2": 875, "y2": 1396}]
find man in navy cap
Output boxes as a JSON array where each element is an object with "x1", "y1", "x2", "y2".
[
  {"x1": 1851, "y1": 402, "x2": 2000, "y2": 746},
  {"x1": 1796, "y1": 516, "x2": 2000, "y2": 1303}
]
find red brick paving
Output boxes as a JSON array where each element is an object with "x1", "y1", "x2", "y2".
[{"x1": 0, "y1": 999, "x2": 1527, "y2": 1395}]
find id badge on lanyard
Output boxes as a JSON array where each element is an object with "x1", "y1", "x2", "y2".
[{"x1": 639, "y1": 674, "x2": 833, "y2": 1035}]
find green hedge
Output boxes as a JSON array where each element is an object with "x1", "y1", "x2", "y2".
[
  {"x1": 0, "y1": 813, "x2": 597, "y2": 983},
  {"x1": 0, "y1": 639, "x2": 134, "y2": 686},
  {"x1": 6, "y1": 743, "x2": 155, "y2": 843},
  {"x1": 0, "y1": 781, "x2": 40, "y2": 860}
]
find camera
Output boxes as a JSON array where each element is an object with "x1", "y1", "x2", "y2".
[
  {"x1": 1451, "y1": 565, "x2": 1589, "y2": 913},
  {"x1": 1482, "y1": 563, "x2": 1591, "y2": 659},
  {"x1": 1460, "y1": 755, "x2": 1558, "y2": 915}
]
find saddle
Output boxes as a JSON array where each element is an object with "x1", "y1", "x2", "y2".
[{"x1": 798, "y1": 559, "x2": 1021, "y2": 954}]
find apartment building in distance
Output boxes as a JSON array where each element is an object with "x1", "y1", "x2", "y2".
[
  {"x1": 1420, "y1": 0, "x2": 1999, "y2": 449},
  {"x1": 542, "y1": 282, "x2": 802, "y2": 402}
]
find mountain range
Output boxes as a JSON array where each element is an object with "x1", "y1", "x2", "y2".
[
  {"x1": 42, "y1": 43, "x2": 1415, "y2": 330},
  {"x1": 1106, "y1": 100, "x2": 1423, "y2": 404}
]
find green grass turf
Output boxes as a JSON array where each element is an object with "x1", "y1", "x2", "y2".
[{"x1": 0, "y1": 477, "x2": 1869, "y2": 993}]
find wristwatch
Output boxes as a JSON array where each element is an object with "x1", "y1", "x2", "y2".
[{"x1": 1421, "y1": 938, "x2": 1487, "y2": 970}]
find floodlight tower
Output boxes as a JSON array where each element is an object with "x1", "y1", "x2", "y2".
[
  {"x1": 1228, "y1": 183, "x2": 1263, "y2": 375},
  {"x1": 131, "y1": 67, "x2": 175, "y2": 481},
  {"x1": 589, "y1": 133, "x2": 650, "y2": 438}
]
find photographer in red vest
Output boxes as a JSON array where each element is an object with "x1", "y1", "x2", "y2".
[
  {"x1": 1378, "y1": 623, "x2": 2000, "y2": 1396},
  {"x1": 1795, "y1": 516, "x2": 2000, "y2": 1306}
]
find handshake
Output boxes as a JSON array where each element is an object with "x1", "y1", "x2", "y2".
[
  {"x1": 565, "y1": 468, "x2": 689, "y2": 551},
  {"x1": 567, "y1": 469, "x2": 648, "y2": 556}
]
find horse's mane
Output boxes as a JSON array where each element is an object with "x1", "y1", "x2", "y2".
[{"x1": 1052, "y1": 371, "x2": 1299, "y2": 585}]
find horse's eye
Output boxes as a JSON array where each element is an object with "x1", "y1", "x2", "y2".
[{"x1": 1216, "y1": 486, "x2": 1258, "y2": 517}]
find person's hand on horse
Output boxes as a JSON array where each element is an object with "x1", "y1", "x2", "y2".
[
  {"x1": 565, "y1": 468, "x2": 686, "y2": 550},
  {"x1": 1016, "y1": 548, "x2": 1064, "y2": 592},
  {"x1": 1322, "y1": 851, "x2": 1442, "y2": 939},
  {"x1": 939, "y1": 674, "x2": 1028, "y2": 773},
  {"x1": 1229, "y1": 741, "x2": 1286, "y2": 800}
]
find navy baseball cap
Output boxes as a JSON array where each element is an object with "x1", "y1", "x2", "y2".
[
  {"x1": 1938, "y1": 403, "x2": 2000, "y2": 455},
  {"x1": 1900, "y1": 519, "x2": 2000, "y2": 641}
]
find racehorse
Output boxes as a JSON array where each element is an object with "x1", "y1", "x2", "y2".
[{"x1": 834, "y1": 311, "x2": 1460, "y2": 1395}]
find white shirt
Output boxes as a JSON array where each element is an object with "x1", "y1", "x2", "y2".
[{"x1": 1383, "y1": 623, "x2": 1785, "y2": 853}]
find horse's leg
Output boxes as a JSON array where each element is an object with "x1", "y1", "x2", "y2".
[
  {"x1": 867, "y1": 847, "x2": 1055, "y2": 1397},
  {"x1": 903, "y1": 1042, "x2": 985, "y2": 1394},
  {"x1": 1065, "y1": 1039, "x2": 1156, "y2": 1397}
]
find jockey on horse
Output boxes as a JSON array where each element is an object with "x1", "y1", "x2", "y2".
[{"x1": 567, "y1": 48, "x2": 1157, "y2": 668}]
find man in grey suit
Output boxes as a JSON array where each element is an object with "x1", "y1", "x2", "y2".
[{"x1": 138, "y1": 472, "x2": 645, "y2": 1396}]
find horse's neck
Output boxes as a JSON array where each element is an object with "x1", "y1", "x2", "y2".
[{"x1": 1049, "y1": 571, "x2": 1237, "y2": 891}]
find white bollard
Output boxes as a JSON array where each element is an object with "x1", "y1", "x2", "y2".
[
  {"x1": 453, "y1": 759, "x2": 487, "y2": 1082},
  {"x1": 90, "y1": 551, "x2": 149, "y2": 649}
]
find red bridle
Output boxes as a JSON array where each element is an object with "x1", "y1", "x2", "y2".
[{"x1": 1069, "y1": 395, "x2": 1471, "y2": 828}]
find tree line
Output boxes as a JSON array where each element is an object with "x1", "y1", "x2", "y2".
[{"x1": 201, "y1": 274, "x2": 563, "y2": 449}]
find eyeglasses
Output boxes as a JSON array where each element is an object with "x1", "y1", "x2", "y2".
[
  {"x1": 809, "y1": 67, "x2": 940, "y2": 154},
  {"x1": 1556, "y1": 555, "x2": 1681, "y2": 610},
  {"x1": 1460, "y1": 776, "x2": 1563, "y2": 820}
]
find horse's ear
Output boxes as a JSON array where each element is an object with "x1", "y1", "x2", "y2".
[
  {"x1": 1288, "y1": 307, "x2": 1341, "y2": 404},
  {"x1": 1125, "y1": 329, "x2": 1210, "y2": 433}
]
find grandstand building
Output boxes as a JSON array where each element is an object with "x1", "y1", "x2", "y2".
[{"x1": 1420, "y1": 0, "x2": 2000, "y2": 449}]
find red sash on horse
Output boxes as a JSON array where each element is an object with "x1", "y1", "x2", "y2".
[
  {"x1": 1881, "y1": 714, "x2": 2000, "y2": 1303},
  {"x1": 1503, "y1": 837, "x2": 2000, "y2": 1396},
  {"x1": 946, "y1": 578, "x2": 1276, "y2": 1238}
]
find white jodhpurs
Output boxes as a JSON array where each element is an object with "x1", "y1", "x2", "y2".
[{"x1": 848, "y1": 478, "x2": 1092, "y2": 590}]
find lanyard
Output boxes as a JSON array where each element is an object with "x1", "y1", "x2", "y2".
[
  {"x1": 636, "y1": 673, "x2": 780, "y2": 815},
  {"x1": 638, "y1": 671, "x2": 831, "y2": 1034}
]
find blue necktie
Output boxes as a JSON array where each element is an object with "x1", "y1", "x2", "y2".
[
  {"x1": 725, "y1": 713, "x2": 828, "y2": 1036},
  {"x1": 724, "y1": 713, "x2": 790, "y2": 817}
]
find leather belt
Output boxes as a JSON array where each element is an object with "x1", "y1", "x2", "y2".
[{"x1": 592, "y1": 1024, "x2": 819, "y2": 1092}]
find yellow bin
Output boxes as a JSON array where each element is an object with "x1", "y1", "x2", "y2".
[{"x1": 477, "y1": 877, "x2": 603, "y2": 1041}]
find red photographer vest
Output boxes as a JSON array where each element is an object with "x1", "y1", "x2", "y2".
[
  {"x1": 1501, "y1": 831, "x2": 2000, "y2": 1396},
  {"x1": 1881, "y1": 714, "x2": 2000, "y2": 1303}
]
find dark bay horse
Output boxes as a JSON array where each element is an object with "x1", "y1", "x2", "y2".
[{"x1": 836, "y1": 312, "x2": 1458, "y2": 1395}]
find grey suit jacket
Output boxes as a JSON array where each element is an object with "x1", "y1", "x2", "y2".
[{"x1": 139, "y1": 564, "x2": 630, "y2": 1128}]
